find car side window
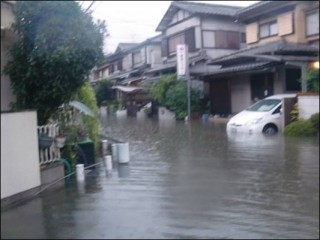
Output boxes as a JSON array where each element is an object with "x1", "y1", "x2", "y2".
[{"x1": 272, "y1": 106, "x2": 281, "y2": 114}]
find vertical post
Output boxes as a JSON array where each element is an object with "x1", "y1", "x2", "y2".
[
  {"x1": 177, "y1": 44, "x2": 191, "y2": 121},
  {"x1": 300, "y1": 63, "x2": 308, "y2": 93},
  {"x1": 187, "y1": 70, "x2": 191, "y2": 121}
]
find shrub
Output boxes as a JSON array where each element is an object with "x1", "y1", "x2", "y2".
[
  {"x1": 148, "y1": 74, "x2": 201, "y2": 120},
  {"x1": 309, "y1": 112, "x2": 319, "y2": 130},
  {"x1": 284, "y1": 119, "x2": 316, "y2": 137},
  {"x1": 75, "y1": 83, "x2": 101, "y2": 154},
  {"x1": 94, "y1": 79, "x2": 116, "y2": 107}
]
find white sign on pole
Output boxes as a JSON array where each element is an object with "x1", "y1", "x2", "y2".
[{"x1": 176, "y1": 44, "x2": 188, "y2": 77}]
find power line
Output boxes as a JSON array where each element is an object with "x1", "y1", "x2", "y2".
[{"x1": 85, "y1": 1, "x2": 95, "y2": 13}]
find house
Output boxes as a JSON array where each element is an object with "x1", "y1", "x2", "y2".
[
  {"x1": 91, "y1": 35, "x2": 162, "y2": 115},
  {"x1": 143, "y1": 1, "x2": 247, "y2": 96},
  {"x1": 204, "y1": 0, "x2": 319, "y2": 115}
]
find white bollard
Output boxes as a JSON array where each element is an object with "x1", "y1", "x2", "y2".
[
  {"x1": 104, "y1": 155, "x2": 113, "y2": 171},
  {"x1": 76, "y1": 164, "x2": 85, "y2": 181},
  {"x1": 111, "y1": 144, "x2": 118, "y2": 162},
  {"x1": 118, "y1": 142, "x2": 130, "y2": 164},
  {"x1": 101, "y1": 139, "x2": 108, "y2": 156}
]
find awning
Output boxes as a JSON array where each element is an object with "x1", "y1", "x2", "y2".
[{"x1": 112, "y1": 86, "x2": 145, "y2": 93}]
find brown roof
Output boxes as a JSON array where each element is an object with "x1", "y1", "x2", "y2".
[
  {"x1": 156, "y1": 1, "x2": 242, "y2": 31},
  {"x1": 208, "y1": 40, "x2": 319, "y2": 65}
]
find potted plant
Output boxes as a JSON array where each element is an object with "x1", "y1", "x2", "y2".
[{"x1": 55, "y1": 133, "x2": 66, "y2": 148}]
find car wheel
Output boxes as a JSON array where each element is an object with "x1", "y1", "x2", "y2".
[{"x1": 263, "y1": 125, "x2": 277, "y2": 135}]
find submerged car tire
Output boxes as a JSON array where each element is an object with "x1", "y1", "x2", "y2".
[{"x1": 263, "y1": 125, "x2": 278, "y2": 135}]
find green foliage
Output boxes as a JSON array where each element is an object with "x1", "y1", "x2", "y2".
[
  {"x1": 94, "y1": 79, "x2": 116, "y2": 106},
  {"x1": 75, "y1": 83, "x2": 101, "y2": 154},
  {"x1": 307, "y1": 68, "x2": 320, "y2": 92},
  {"x1": 290, "y1": 103, "x2": 299, "y2": 122},
  {"x1": 284, "y1": 119, "x2": 316, "y2": 137},
  {"x1": 309, "y1": 112, "x2": 319, "y2": 130},
  {"x1": 3, "y1": 1, "x2": 106, "y2": 125},
  {"x1": 149, "y1": 74, "x2": 178, "y2": 104},
  {"x1": 148, "y1": 74, "x2": 201, "y2": 120}
]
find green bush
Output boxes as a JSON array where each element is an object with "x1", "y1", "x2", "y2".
[
  {"x1": 309, "y1": 112, "x2": 319, "y2": 130},
  {"x1": 284, "y1": 119, "x2": 316, "y2": 137},
  {"x1": 75, "y1": 83, "x2": 101, "y2": 154},
  {"x1": 148, "y1": 74, "x2": 201, "y2": 120},
  {"x1": 94, "y1": 79, "x2": 116, "y2": 107}
]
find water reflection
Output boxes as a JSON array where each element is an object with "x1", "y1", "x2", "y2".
[{"x1": 1, "y1": 116, "x2": 319, "y2": 239}]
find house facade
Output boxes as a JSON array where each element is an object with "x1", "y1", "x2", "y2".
[
  {"x1": 145, "y1": 1, "x2": 246, "y2": 95},
  {"x1": 203, "y1": 0, "x2": 319, "y2": 115}
]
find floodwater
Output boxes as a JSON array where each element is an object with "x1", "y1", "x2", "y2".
[{"x1": 1, "y1": 116, "x2": 319, "y2": 239}]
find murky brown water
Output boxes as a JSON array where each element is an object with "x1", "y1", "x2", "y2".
[{"x1": 1, "y1": 116, "x2": 319, "y2": 239}]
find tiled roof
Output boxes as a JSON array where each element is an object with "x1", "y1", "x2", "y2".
[
  {"x1": 156, "y1": 1, "x2": 242, "y2": 31},
  {"x1": 237, "y1": 1, "x2": 272, "y2": 15},
  {"x1": 202, "y1": 61, "x2": 282, "y2": 76},
  {"x1": 209, "y1": 40, "x2": 319, "y2": 65},
  {"x1": 173, "y1": 1, "x2": 242, "y2": 16},
  {"x1": 115, "y1": 43, "x2": 139, "y2": 52}
]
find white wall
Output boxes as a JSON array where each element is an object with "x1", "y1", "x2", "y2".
[
  {"x1": 1, "y1": 111, "x2": 41, "y2": 199},
  {"x1": 298, "y1": 95, "x2": 319, "y2": 119},
  {"x1": 201, "y1": 17, "x2": 245, "y2": 32},
  {"x1": 166, "y1": 17, "x2": 200, "y2": 36}
]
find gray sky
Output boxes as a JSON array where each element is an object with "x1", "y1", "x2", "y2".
[{"x1": 79, "y1": 1, "x2": 259, "y2": 54}]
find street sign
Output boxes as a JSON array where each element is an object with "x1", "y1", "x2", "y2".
[
  {"x1": 177, "y1": 44, "x2": 189, "y2": 77},
  {"x1": 176, "y1": 44, "x2": 191, "y2": 122}
]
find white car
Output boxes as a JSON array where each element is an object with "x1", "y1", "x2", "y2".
[{"x1": 226, "y1": 94, "x2": 296, "y2": 134}]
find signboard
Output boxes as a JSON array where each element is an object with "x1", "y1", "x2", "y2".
[{"x1": 176, "y1": 44, "x2": 189, "y2": 77}]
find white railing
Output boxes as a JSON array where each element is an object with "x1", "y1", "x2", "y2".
[{"x1": 38, "y1": 123, "x2": 61, "y2": 165}]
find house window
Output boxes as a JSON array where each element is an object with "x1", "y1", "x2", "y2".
[
  {"x1": 203, "y1": 31, "x2": 215, "y2": 48},
  {"x1": 133, "y1": 51, "x2": 142, "y2": 65},
  {"x1": 168, "y1": 33, "x2": 185, "y2": 54},
  {"x1": 306, "y1": 11, "x2": 319, "y2": 36},
  {"x1": 259, "y1": 21, "x2": 278, "y2": 38},
  {"x1": 215, "y1": 30, "x2": 240, "y2": 49},
  {"x1": 241, "y1": 32, "x2": 246, "y2": 43}
]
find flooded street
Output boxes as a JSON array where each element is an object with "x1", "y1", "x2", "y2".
[{"x1": 1, "y1": 116, "x2": 319, "y2": 239}]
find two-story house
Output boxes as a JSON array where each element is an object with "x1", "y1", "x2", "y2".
[
  {"x1": 91, "y1": 35, "x2": 163, "y2": 115},
  {"x1": 144, "y1": 1, "x2": 246, "y2": 95},
  {"x1": 204, "y1": 0, "x2": 319, "y2": 115}
]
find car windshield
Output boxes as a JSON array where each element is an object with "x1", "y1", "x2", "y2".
[{"x1": 246, "y1": 99, "x2": 281, "y2": 112}]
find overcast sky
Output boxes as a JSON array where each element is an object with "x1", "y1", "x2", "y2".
[{"x1": 79, "y1": 1, "x2": 259, "y2": 54}]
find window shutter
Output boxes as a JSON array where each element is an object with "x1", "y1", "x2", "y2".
[
  {"x1": 161, "y1": 37, "x2": 168, "y2": 57},
  {"x1": 110, "y1": 64, "x2": 114, "y2": 73},
  {"x1": 185, "y1": 27, "x2": 195, "y2": 51}
]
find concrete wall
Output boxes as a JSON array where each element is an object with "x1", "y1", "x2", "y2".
[
  {"x1": 158, "y1": 107, "x2": 176, "y2": 121},
  {"x1": 298, "y1": 95, "x2": 319, "y2": 119},
  {"x1": 1, "y1": 111, "x2": 41, "y2": 199}
]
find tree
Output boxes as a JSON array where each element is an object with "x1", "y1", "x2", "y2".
[
  {"x1": 149, "y1": 74, "x2": 201, "y2": 120},
  {"x1": 94, "y1": 79, "x2": 116, "y2": 107},
  {"x1": 3, "y1": 1, "x2": 106, "y2": 125}
]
